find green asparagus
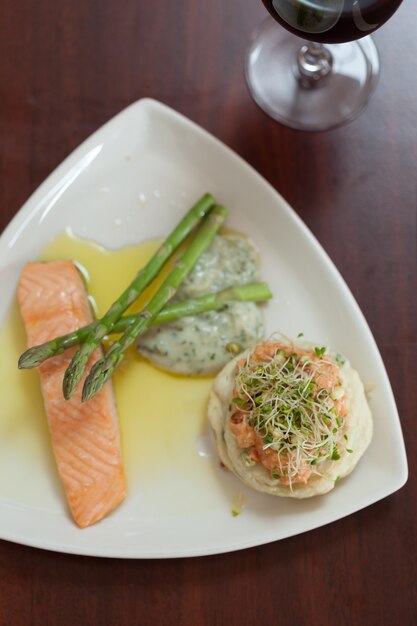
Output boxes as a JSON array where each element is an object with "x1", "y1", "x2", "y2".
[
  {"x1": 62, "y1": 193, "x2": 215, "y2": 399},
  {"x1": 18, "y1": 282, "x2": 272, "y2": 370},
  {"x1": 82, "y1": 204, "x2": 228, "y2": 401}
]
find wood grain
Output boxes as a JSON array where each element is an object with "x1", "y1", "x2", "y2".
[{"x1": 0, "y1": 1, "x2": 416, "y2": 624}]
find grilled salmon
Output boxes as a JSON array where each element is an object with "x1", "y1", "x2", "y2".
[{"x1": 18, "y1": 260, "x2": 126, "y2": 527}]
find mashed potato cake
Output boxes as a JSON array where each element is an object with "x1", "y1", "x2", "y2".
[{"x1": 207, "y1": 338, "x2": 373, "y2": 498}]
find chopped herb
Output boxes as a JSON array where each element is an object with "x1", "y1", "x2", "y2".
[
  {"x1": 346, "y1": 448, "x2": 353, "y2": 454},
  {"x1": 336, "y1": 353, "x2": 346, "y2": 366},
  {"x1": 331, "y1": 449, "x2": 341, "y2": 461},
  {"x1": 226, "y1": 342, "x2": 242, "y2": 355},
  {"x1": 242, "y1": 451, "x2": 256, "y2": 467},
  {"x1": 315, "y1": 346, "x2": 326, "y2": 357},
  {"x1": 297, "y1": 332, "x2": 304, "y2": 338},
  {"x1": 231, "y1": 492, "x2": 244, "y2": 517}
]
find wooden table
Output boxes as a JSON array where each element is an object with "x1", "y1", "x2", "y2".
[{"x1": 0, "y1": 1, "x2": 415, "y2": 624}]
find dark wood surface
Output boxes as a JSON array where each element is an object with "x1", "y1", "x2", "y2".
[{"x1": 0, "y1": 1, "x2": 416, "y2": 624}]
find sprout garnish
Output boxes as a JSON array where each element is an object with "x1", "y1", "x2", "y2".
[{"x1": 233, "y1": 343, "x2": 349, "y2": 486}]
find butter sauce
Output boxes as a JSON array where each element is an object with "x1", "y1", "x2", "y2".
[{"x1": 0, "y1": 231, "x2": 218, "y2": 504}]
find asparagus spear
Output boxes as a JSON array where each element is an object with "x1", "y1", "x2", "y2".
[
  {"x1": 82, "y1": 204, "x2": 228, "y2": 402},
  {"x1": 62, "y1": 192, "x2": 215, "y2": 399},
  {"x1": 18, "y1": 282, "x2": 272, "y2": 370}
]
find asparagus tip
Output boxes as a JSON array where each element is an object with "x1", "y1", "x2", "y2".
[
  {"x1": 62, "y1": 351, "x2": 88, "y2": 399},
  {"x1": 18, "y1": 345, "x2": 53, "y2": 369},
  {"x1": 82, "y1": 364, "x2": 108, "y2": 402},
  {"x1": 82, "y1": 348, "x2": 125, "y2": 401}
]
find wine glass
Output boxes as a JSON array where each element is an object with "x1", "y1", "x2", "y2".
[{"x1": 245, "y1": 0, "x2": 404, "y2": 131}]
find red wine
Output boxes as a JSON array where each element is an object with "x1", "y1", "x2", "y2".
[{"x1": 262, "y1": 0, "x2": 403, "y2": 44}]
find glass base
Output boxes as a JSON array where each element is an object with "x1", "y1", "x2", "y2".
[{"x1": 245, "y1": 18, "x2": 380, "y2": 131}]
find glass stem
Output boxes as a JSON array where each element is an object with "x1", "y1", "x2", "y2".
[{"x1": 296, "y1": 42, "x2": 333, "y2": 87}]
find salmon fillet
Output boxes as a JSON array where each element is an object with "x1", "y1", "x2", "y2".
[{"x1": 18, "y1": 260, "x2": 126, "y2": 527}]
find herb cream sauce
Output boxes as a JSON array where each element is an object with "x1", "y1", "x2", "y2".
[{"x1": 138, "y1": 236, "x2": 265, "y2": 375}]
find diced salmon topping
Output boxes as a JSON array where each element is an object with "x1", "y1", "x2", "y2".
[{"x1": 229, "y1": 339, "x2": 348, "y2": 486}]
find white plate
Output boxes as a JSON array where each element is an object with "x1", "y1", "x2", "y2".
[{"x1": 0, "y1": 99, "x2": 407, "y2": 558}]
